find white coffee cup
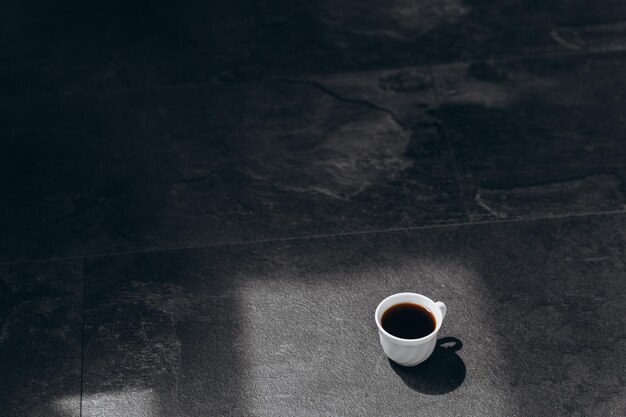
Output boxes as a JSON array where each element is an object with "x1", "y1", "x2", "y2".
[{"x1": 374, "y1": 293, "x2": 447, "y2": 367}]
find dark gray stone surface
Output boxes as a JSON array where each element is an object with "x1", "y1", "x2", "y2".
[
  {"x1": 6, "y1": 52, "x2": 626, "y2": 263},
  {"x1": 433, "y1": 52, "x2": 626, "y2": 221},
  {"x1": 82, "y1": 214, "x2": 626, "y2": 416},
  {"x1": 3, "y1": 2, "x2": 626, "y2": 415},
  {"x1": 0, "y1": 1, "x2": 259, "y2": 96},
  {"x1": 3, "y1": 1, "x2": 626, "y2": 95},
  {"x1": 0, "y1": 71, "x2": 464, "y2": 263},
  {"x1": 0, "y1": 260, "x2": 83, "y2": 417}
]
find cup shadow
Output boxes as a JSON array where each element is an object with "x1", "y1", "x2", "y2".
[{"x1": 389, "y1": 337, "x2": 466, "y2": 395}]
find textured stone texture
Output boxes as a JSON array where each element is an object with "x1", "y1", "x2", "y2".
[
  {"x1": 0, "y1": 72, "x2": 463, "y2": 263},
  {"x1": 0, "y1": 261, "x2": 83, "y2": 417},
  {"x1": 3, "y1": 2, "x2": 626, "y2": 416},
  {"x1": 7, "y1": 53, "x2": 626, "y2": 263},
  {"x1": 3, "y1": 1, "x2": 626, "y2": 95},
  {"x1": 433, "y1": 52, "x2": 626, "y2": 221},
  {"x1": 82, "y1": 215, "x2": 626, "y2": 417}
]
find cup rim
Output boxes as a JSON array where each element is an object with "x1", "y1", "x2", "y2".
[{"x1": 374, "y1": 292, "x2": 442, "y2": 344}]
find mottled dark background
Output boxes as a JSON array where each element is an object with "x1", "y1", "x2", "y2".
[{"x1": 1, "y1": 1, "x2": 625, "y2": 416}]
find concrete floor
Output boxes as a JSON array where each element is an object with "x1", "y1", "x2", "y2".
[{"x1": 1, "y1": 1, "x2": 626, "y2": 416}]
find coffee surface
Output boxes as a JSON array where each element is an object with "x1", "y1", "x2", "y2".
[{"x1": 381, "y1": 302, "x2": 436, "y2": 339}]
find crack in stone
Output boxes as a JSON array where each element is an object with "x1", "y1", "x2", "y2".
[
  {"x1": 551, "y1": 20, "x2": 626, "y2": 51},
  {"x1": 475, "y1": 174, "x2": 625, "y2": 219},
  {"x1": 174, "y1": 163, "x2": 230, "y2": 183},
  {"x1": 551, "y1": 28, "x2": 582, "y2": 50},
  {"x1": 475, "y1": 190, "x2": 509, "y2": 219},
  {"x1": 281, "y1": 78, "x2": 409, "y2": 131}
]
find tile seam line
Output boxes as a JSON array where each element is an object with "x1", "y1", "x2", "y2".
[
  {"x1": 428, "y1": 63, "x2": 471, "y2": 222},
  {"x1": 79, "y1": 259, "x2": 86, "y2": 417},
  {"x1": 1, "y1": 46, "x2": 626, "y2": 103},
  {"x1": 1, "y1": 208, "x2": 626, "y2": 267}
]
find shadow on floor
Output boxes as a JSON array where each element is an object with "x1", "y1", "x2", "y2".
[{"x1": 389, "y1": 336, "x2": 466, "y2": 395}]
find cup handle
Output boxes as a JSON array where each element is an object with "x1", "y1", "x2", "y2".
[{"x1": 435, "y1": 301, "x2": 447, "y2": 320}]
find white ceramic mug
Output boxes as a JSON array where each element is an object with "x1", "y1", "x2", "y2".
[{"x1": 375, "y1": 293, "x2": 447, "y2": 367}]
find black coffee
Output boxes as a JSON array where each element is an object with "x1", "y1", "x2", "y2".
[{"x1": 381, "y1": 302, "x2": 436, "y2": 339}]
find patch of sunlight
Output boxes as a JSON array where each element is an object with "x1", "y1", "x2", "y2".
[
  {"x1": 237, "y1": 256, "x2": 517, "y2": 416},
  {"x1": 53, "y1": 388, "x2": 157, "y2": 417}
]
